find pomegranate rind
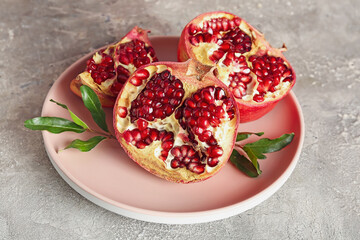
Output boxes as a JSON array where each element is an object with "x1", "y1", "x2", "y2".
[
  {"x1": 70, "y1": 26, "x2": 156, "y2": 108},
  {"x1": 113, "y1": 60, "x2": 239, "y2": 183},
  {"x1": 178, "y1": 11, "x2": 296, "y2": 122}
]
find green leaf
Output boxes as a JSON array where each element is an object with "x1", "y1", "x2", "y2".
[
  {"x1": 80, "y1": 85, "x2": 108, "y2": 132},
  {"x1": 243, "y1": 145, "x2": 266, "y2": 160},
  {"x1": 236, "y1": 132, "x2": 264, "y2": 141},
  {"x1": 64, "y1": 136, "x2": 107, "y2": 152},
  {"x1": 50, "y1": 99, "x2": 89, "y2": 129},
  {"x1": 24, "y1": 117, "x2": 86, "y2": 133},
  {"x1": 230, "y1": 150, "x2": 260, "y2": 177},
  {"x1": 244, "y1": 133, "x2": 295, "y2": 154},
  {"x1": 242, "y1": 146, "x2": 263, "y2": 174}
]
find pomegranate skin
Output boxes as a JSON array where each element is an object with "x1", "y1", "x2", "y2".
[
  {"x1": 178, "y1": 11, "x2": 296, "y2": 123},
  {"x1": 113, "y1": 60, "x2": 239, "y2": 183}
]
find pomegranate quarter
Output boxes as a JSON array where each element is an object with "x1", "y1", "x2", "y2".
[
  {"x1": 178, "y1": 12, "x2": 296, "y2": 122},
  {"x1": 71, "y1": 26, "x2": 158, "y2": 107},
  {"x1": 113, "y1": 60, "x2": 239, "y2": 183}
]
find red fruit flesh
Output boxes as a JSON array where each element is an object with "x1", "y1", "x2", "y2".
[
  {"x1": 178, "y1": 12, "x2": 296, "y2": 122},
  {"x1": 113, "y1": 60, "x2": 239, "y2": 183},
  {"x1": 70, "y1": 26, "x2": 158, "y2": 107}
]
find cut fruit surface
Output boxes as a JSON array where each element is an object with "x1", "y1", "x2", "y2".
[
  {"x1": 113, "y1": 60, "x2": 239, "y2": 183},
  {"x1": 70, "y1": 26, "x2": 158, "y2": 107},
  {"x1": 178, "y1": 12, "x2": 296, "y2": 122}
]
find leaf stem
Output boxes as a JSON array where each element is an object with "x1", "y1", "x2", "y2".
[
  {"x1": 235, "y1": 142, "x2": 244, "y2": 148},
  {"x1": 87, "y1": 128, "x2": 115, "y2": 139}
]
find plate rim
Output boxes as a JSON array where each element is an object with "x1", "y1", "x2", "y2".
[{"x1": 41, "y1": 36, "x2": 305, "y2": 224}]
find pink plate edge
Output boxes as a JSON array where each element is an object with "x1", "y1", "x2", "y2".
[{"x1": 41, "y1": 36, "x2": 305, "y2": 224}]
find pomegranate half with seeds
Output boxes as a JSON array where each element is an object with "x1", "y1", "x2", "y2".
[
  {"x1": 178, "y1": 12, "x2": 296, "y2": 122},
  {"x1": 70, "y1": 26, "x2": 158, "y2": 107},
  {"x1": 113, "y1": 60, "x2": 239, "y2": 183}
]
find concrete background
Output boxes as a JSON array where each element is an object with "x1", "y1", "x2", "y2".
[{"x1": 1, "y1": 0, "x2": 359, "y2": 239}]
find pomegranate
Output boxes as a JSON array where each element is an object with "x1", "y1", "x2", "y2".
[
  {"x1": 113, "y1": 60, "x2": 239, "y2": 183},
  {"x1": 70, "y1": 26, "x2": 158, "y2": 107},
  {"x1": 178, "y1": 12, "x2": 296, "y2": 122}
]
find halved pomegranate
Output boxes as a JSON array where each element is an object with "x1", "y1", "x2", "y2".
[
  {"x1": 113, "y1": 60, "x2": 239, "y2": 183},
  {"x1": 178, "y1": 12, "x2": 296, "y2": 122},
  {"x1": 70, "y1": 26, "x2": 158, "y2": 107}
]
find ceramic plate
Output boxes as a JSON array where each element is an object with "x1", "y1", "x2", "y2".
[{"x1": 42, "y1": 36, "x2": 304, "y2": 224}]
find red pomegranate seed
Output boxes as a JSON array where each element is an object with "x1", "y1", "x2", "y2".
[
  {"x1": 140, "y1": 128, "x2": 150, "y2": 139},
  {"x1": 201, "y1": 90, "x2": 214, "y2": 103},
  {"x1": 162, "y1": 132, "x2": 174, "y2": 141},
  {"x1": 190, "y1": 36, "x2": 199, "y2": 46},
  {"x1": 137, "y1": 119, "x2": 148, "y2": 131},
  {"x1": 144, "y1": 137, "x2": 152, "y2": 145},
  {"x1": 198, "y1": 101, "x2": 208, "y2": 108},
  {"x1": 136, "y1": 141, "x2": 147, "y2": 149},
  {"x1": 227, "y1": 109, "x2": 235, "y2": 119},
  {"x1": 119, "y1": 55, "x2": 129, "y2": 65},
  {"x1": 117, "y1": 74, "x2": 128, "y2": 83},
  {"x1": 186, "y1": 99, "x2": 196, "y2": 108},
  {"x1": 174, "y1": 89, "x2": 184, "y2": 99},
  {"x1": 171, "y1": 147, "x2": 181, "y2": 157},
  {"x1": 188, "y1": 24, "x2": 198, "y2": 35},
  {"x1": 123, "y1": 130, "x2": 133, "y2": 143},
  {"x1": 219, "y1": 42, "x2": 231, "y2": 51},
  {"x1": 214, "y1": 87, "x2": 226, "y2": 100},
  {"x1": 132, "y1": 129, "x2": 141, "y2": 142},
  {"x1": 183, "y1": 157, "x2": 191, "y2": 165},
  {"x1": 207, "y1": 145, "x2": 223, "y2": 157},
  {"x1": 135, "y1": 68, "x2": 150, "y2": 80},
  {"x1": 187, "y1": 147, "x2": 196, "y2": 157},
  {"x1": 149, "y1": 129, "x2": 159, "y2": 141},
  {"x1": 222, "y1": 58, "x2": 232, "y2": 66},
  {"x1": 178, "y1": 145, "x2": 187, "y2": 156},
  {"x1": 214, "y1": 106, "x2": 225, "y2": 118},
  {"x1": 144, "y1": 90, "x2": 154, "y2": 99},
  {"x1": 118, "y1": 107, "x2": 128, "y2": 118},
  {"x1": 171, "y1": 159, "x2": 181, "y2": 168},
  {"x1": 169, "y1": 98, "x2": 180, "y2": 106},
  {"x1": 198, "y1": 117, "x2": 210, "y2": 129},
  {"x1": 233, "y1": 88, "x2": 243, "y2": 98},
  {"x1": 209, "y1": 117, "x2": 220, "y2": 127},
  {"x1": 283, "y1": 69, "x2": 292, "y2": 78},
  {"x1": 130, "y1": 77, "x2": 143, "y2": 86},
  {"x1": 207, "y1": 137, "x2": 217, "y2": 146},
  {"x1": 154, "y1": 109, "x2": 164, "y2": 118},
  {"x1": 253, "y1": 94, "x2": 264, "y2": 102},
  {"x1": 198, "y1": 130, "x2": 212, "y2": 142},
  {"x1": 207, "y1": 158, "x2": 219, "y2": 167},
  {"x1": 234, "y1": 17, "x2": 241, "y2": 26},
  {"x1": 210, "y1": 50, "x2": 225, "y2": 62},
  {"x1": 194, "y1": 126, "x2": 204, "y2": 135},
  {"x1": 197, "y1": 34, "x2": 205, "y2": 43},
  {"x1": 191, "y1": 164, "x2": 205, "y2": 174},
  {"x1": 283, "y1": 77, "x2": 292, "y2": 82},
  {"x1": 162, "y1": 140, "x2": 174, "y2": 150}
]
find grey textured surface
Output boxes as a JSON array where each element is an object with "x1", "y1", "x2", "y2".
[{"x1": 1, "y1": 0, "x2": 359, "y2": 239}]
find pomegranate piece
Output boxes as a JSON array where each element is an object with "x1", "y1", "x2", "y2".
[
  {"x1": 70, "y1": 26, "x2": 158, "y2": 107},
  {"x1": 114, "y1": 60, "x2": 239, "y2": 183},
  {"x1": 178, "y1": 12, "x2": 296, "y2": 122}
]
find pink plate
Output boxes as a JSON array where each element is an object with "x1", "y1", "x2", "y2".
[{"x1": 42, "y1": 36, "x2": 304, "y2": 224}]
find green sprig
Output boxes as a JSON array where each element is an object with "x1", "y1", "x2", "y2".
[
  {"x1": 231, "y1": 132, "x2": 295, "y2": 177},
  {"x1": 24, "y1": 86, "x2": 114, "y2": 152}
]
